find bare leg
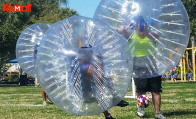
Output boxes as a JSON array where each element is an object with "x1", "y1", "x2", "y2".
[
  {"x1": 151, "y1": 92, "x2": 161, "y2": 114},
  {"x1": 174, "y1": 76, "x2": 176, "y2": 82},
  {"x1": 41, "y1": 88, "x2": 46, "y2": 102},
  {"x1": 171, "y1": 75, "x2": 174, "y2": 82}
]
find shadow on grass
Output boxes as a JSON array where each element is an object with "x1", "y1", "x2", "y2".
[{"x1": 164, "y1": 110, "x2": 196, "y2": 117}]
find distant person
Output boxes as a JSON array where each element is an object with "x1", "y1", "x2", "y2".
[
  {"x1": 34, "y1": 44, "x2": 47, "y2": 105},
  {"x1": 170, "y1": 66, "x2": 177, "y2": 82}
]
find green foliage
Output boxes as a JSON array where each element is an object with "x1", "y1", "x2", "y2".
[
  {"x1": 0, "y1": 0, "x2": 78, "y2": 67},
  {"x1": 182, "y1": 0, "x2": 196, "y2": 36},
  {"x1": 181, "y1": 0, "x2": 196, "y2": 48},
  {"x1": 8, "y1": 74, "x2": 19, "y2": 82},
  {"x1": 176, "y1": 67, "x2": 181, "y2": 74}
]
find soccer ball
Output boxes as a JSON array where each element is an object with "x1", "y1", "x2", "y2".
[{"x1": 137, "y1": 95, "x2": 150, "y2": 108}]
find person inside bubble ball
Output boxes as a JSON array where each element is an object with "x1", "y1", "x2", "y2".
[
  {"x1": 118, "y1": 16, "x2": 166, "y2": 119},
  {"x1": 118, "y1": 16, "x2": 159, "y2": 77},
  {"x1": 78, "y1": 46, "x2": 115, "y2": 119},
  {"x1": 34, "y1": 44, "x2": 47, "y2": 105}
]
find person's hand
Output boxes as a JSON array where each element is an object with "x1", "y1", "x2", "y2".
[
  {"x1": 117, "y1": 24, "x2": 131, "y2": 35},
  {"x1": 87, "y1": 64, "x2": 93, "y2": 74},
  {"x1": 124, "y1": 24, "x2": 131, "y2": 30}
]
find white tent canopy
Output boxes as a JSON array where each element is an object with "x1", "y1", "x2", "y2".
[{"x1": 6, "y1": 63, "x2": 20, "y2": 73}]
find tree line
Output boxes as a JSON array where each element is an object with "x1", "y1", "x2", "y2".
[{"x1": 0, "y1": 0, "x2": 77, "y2": 67}]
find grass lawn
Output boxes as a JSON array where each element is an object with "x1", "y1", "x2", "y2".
[{"x1": 0, "y1": 82, "x2": 196, "y2": 119}]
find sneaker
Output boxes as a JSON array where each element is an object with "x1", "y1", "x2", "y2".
[
  {"x1": 116, "y1": 100, "x2": 129, "y2": 107},
  {"x1": 105, "y1": 115, "x2": 115, "y2": 119},
  {"x1": 43, "y1": 101, "x2": 47, "y2": 106},
  {"x1": 155, "y1": 113, "x2": 166, "y2": 119},
  {"x1": 137, "y1": 107, "x2": 145, "y2": 117}
]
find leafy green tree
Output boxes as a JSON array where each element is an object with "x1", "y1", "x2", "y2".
[
  {"x1": 0, "y1": 0, "x2": 78, "y2": 67},
  {"x1": 181, "y1": 0, "x2": 196, "y2": 46},
  {"x1": 181, "y1": 0, "x2": 196, "y2": 66}
]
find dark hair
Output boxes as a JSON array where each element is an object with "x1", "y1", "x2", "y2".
[
  {"x1": 80, "y1": 46, "x2": 88, "y2": 48},
  {"x1": 80, "y1": 44, "x2": 92, "y2": 48}
]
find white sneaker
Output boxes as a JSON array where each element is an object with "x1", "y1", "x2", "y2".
[
  {"x1": 137, "y1": 107, "x2": 145, "y2": 117},
  {"x1": 155, "y1": 113, "x2": 166, "y2": 119}
]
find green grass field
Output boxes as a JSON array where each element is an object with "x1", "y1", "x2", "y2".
[{"x1": 0, "y1": 82, "x2": 196, "y2": 119}]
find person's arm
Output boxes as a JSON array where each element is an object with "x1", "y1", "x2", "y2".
[
  {"x1": 146, "y1": 32, "x2": 159, "y2": 44},
  {"x1": 87, "y1": 55, "x2": 103, "y2": 77},
  {"x1": 87, "y1": 64, "x2": 93, "y2": 74},
  {"x1": 87, "y1": 64, "x2": 103, "y2": 75},
  {"x1": 117, "y1": 24, "x2": 131, "y2": 39},
  {"x1": 117, "y1": 24, "x2": 130, "y2": 33}
]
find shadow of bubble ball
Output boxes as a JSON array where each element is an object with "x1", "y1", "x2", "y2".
[
  {"x1": 36, "y1": 16, "x2": 133, "y2": 115},
  {"x1": 16, "y1": 23, "x2": 51, "y2": 78},
  {"x1": 94, "y1": 0, "x2": 190, "y2": 78}
]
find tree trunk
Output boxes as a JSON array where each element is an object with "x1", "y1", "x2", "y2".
[
  {"x1": 191, "y1": 36, "x2": 195, "y2": 76},
  {"x1": 192, "y1": 36, "x2": 195, "y2": 63}
]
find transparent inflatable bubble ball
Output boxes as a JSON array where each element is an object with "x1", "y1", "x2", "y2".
[
  {"x1": 94, "y1": 0, "x2": 190, "y2": 78},
  {"x1": 36, "y1": 16, "x2": 133, "y2": 115},
  {"x1": 16, "y1": 23, "x2": 51, "y2": 78}
]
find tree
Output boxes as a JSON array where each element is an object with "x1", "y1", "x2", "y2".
[
  {"x1": 181, "y1": 0, "x2": 196, "y2": 47},
  {"x1": 0, "y1": 0, "x2": 78, "y2": 67},
  {"x1": 181, "y1": 0, "x2": 196, "y2": 65}
]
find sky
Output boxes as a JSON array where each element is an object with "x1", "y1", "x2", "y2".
[{"x1": 67, "y1": 0, "x2": 101, "y2": 18}]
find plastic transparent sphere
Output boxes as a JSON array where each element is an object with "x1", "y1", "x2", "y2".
[
  {"x1": 36, "y1": 16, "x2": 133, "y2": 115},
  {"x1": 16, "y1": 23, "x2": 51, "y2": 78},
  {"x1": 94, "y1": 0, "x2": 190, "y2": 78}
]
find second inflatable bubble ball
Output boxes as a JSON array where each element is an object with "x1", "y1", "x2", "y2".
[
  {"x1": 16, "y1": 23, "x2": 51, "y2": 78},
  {"x1": 94, "y1": 0, "x2": 190, "y2": 78}
]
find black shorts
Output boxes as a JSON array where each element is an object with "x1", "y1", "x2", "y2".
[
  {"x1": 171, "y1": 71, "x2": 175, "y2": 75},
  {"x1": 134, "y1": 76, "x2": 162, "y2": 93}
]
